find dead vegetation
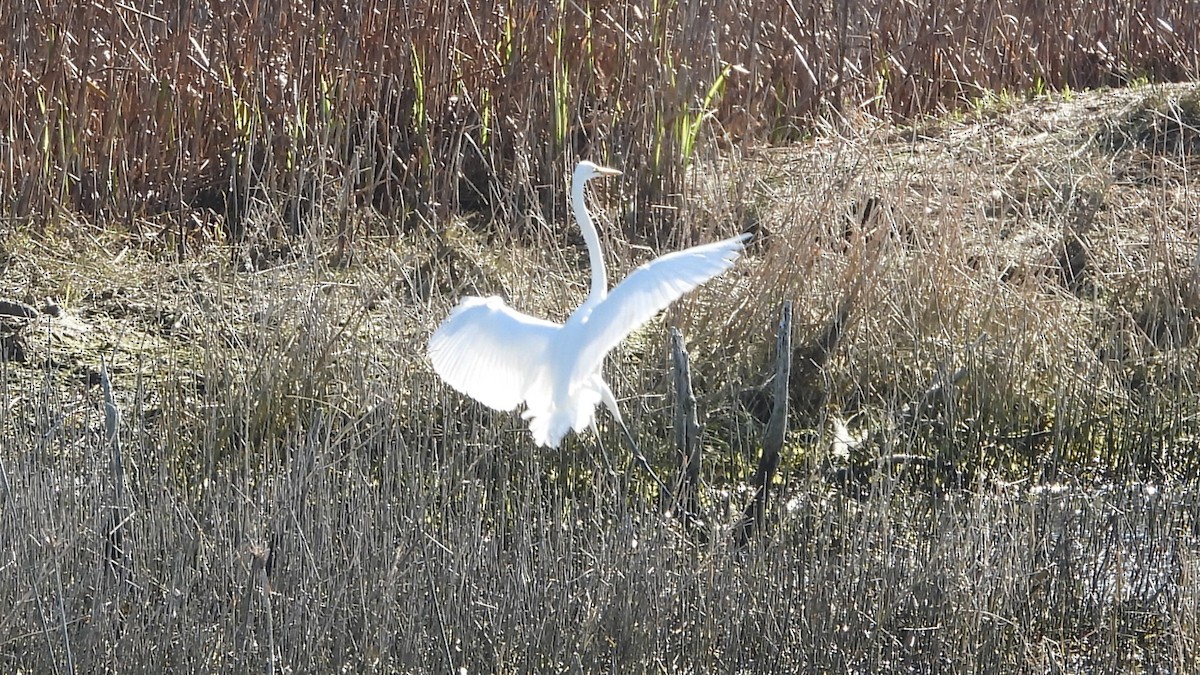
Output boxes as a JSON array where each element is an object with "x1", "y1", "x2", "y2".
[
  {"x1": 3, "y1": 1, "x2": 1200, "y2": 672},
  {"x1": 2, "y1": 81, "x2": 1200, "y2": 672},
  {"x1": 1, "y1": 0, "x2": 1196, "y2": 245}
]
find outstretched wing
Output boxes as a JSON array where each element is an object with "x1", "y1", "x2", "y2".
[
  {"x1": 571, "y1": 233, "x2": 749, "y2": 384},
  {"x1": 428, "y1": 296, "x2": 559, "y2": 411}
]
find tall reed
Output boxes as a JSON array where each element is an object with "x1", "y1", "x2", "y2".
[{"x1": 0, "y1": 0, "x2": 1194, "y2": 242}]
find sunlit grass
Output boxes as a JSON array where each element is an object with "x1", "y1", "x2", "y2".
[{"x1": 2, "y1": 1, "x2": 1200, "y2": 671}]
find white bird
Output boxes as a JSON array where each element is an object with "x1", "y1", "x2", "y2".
[{"x1": 428, "y1": 160, "x2": 749, "y2": 448}]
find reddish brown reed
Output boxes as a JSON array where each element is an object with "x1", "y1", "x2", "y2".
[{"x1": 0, "y1": 0, "x2": 1194, "y2": 239}]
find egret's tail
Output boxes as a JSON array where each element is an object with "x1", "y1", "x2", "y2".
[{"x1": 522, "y1": 378, "x2": 607, "y2": 448}]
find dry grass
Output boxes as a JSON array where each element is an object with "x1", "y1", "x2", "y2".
[
  {"x1": 3, "y1": 2, "x2": 1200, "y2": 671},
  {"x1": 3, "y1": 81, "x2": 1200, "y2": 670},
  {"x1": 0, "y1": 0, "x2": 1196, "y2": 243},
  {"x1": 3, "y1": 346, "x2": 1197, "y2": 671}
]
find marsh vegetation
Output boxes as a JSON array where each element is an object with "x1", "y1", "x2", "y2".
[{"x1": 2, "y1": 1, "x2": 1200, "y2": 672}]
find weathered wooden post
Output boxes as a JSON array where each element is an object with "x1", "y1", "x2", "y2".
[
  {"x1": 736, "y1": 301, "x2": 792, "y2": 548},
  {"x1": 670, "y1": 328, "x2": 706, "y2": 535}
]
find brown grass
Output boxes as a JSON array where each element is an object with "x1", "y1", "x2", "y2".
[
  {"x1": 1, "y1": 0, "x2": 1196, "y2": 243},
  {"x1": 5, "y1": 81, "x2": 1200, "y2": 669},
  {"x1": 3, "y1": 3, "x2": 1200, "y2": 672}
]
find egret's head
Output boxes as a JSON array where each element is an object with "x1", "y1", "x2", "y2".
[{"x1": 574, "y1": 160, "x2": 622, "y2": 185}]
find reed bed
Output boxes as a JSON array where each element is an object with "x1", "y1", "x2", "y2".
[
  {"x1": 0, "y1": 0, "x2": 1196, "y2": 242},
  {"x1": 2, "y1": 1, "x2": 1200, "y2": 671}
]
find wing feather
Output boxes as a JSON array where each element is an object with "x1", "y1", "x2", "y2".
[
  {"x1": 428, "y1": 296, "x2": 559, "y2": 411},
  {"x1": 572, "y1": 233, "x2": 748, "y2": 384}
]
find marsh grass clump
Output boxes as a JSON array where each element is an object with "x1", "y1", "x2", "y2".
[{"x1": 1100, "y1": 86, "x2": 1200, "y2": 156}]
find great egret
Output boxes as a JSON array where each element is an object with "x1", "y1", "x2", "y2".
[{"x1": 428, "y1": 160, "x2": 749, "y2": 448}]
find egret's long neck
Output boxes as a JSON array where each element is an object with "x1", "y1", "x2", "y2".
[{"x1": 573, "y1": 176, "x2": 608, "y2": 308}]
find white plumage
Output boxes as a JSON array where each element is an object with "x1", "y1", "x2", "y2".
[{"x1": 428, "y1": 161, "x2": 748, "y2": 448}]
